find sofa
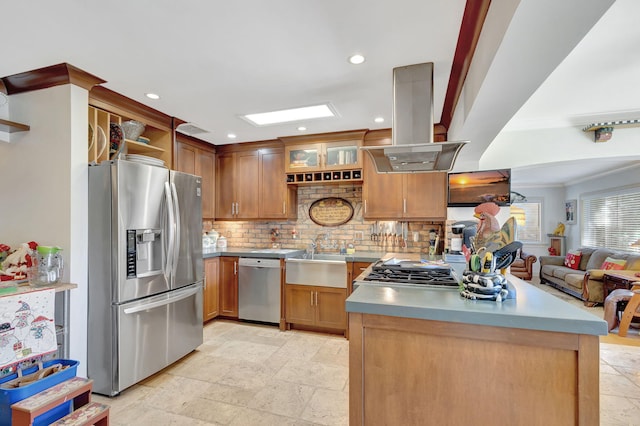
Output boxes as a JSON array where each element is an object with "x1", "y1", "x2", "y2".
[
  {"x1": 509, "y1": 249, "x2": 537, "y2": 281},
  {"x1": 539, "y1": 247, "x2": 640, "y2": 306}
]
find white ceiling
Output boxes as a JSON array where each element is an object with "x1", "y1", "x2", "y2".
[{"x1": 2, "y1": 0, "x2": 639, "y2": 186}]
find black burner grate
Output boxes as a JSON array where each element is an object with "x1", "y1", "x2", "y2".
[{"x1": 363, "y1": 261, "x2": 459, "y2": 287}]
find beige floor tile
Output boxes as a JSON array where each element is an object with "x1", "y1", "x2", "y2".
[
  {"x1": 218, "y1": 359, "x2": 278, "y2": 390},
  {"x1": 210, "y1": 339, "x2": 281, "y2": 363},
  {"x1": 247, "y1": 379, "x2": 315, "y2": 417},
  {"x1": 177, "y1": 396, "x2": 245, "y2": 424},
  {"x1": 600, "y1": 394, "x2": 640, "y2": 426},
  {"x1": 201, "y1": 382, "x2": 258, "y2": 407},
  {"x1": 600, "y1": 372, "x2": 640, "y2": 398},
  {"x1": 275, "y1": 358, "x2": 348, "y2": 390},
  {"x1": 300, "y1": 388, "x2": 349, "y2": 426},
  {"x1": 229, "y1": 407, "x2": 317, "y2": 426}
]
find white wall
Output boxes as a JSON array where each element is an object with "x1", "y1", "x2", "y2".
[
  {"x1": 0, "y1": 85, "x2": 89, "y2": 376},
  {"x1": 565, "y1": 163, "x2": 640, "y2": 249}
]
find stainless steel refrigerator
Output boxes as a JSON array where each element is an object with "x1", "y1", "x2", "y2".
[{"x1": 88, "y1": 159, "x2": 203, "y2": 396}]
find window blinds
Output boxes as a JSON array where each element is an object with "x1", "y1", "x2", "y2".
[{"x1": 582, "y1": 189, "x2": 640, "y2": 252}]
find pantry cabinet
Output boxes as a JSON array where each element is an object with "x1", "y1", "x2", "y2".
[
  {"x1": 176, "y1": 135, "x2": 215, "y2": 218},
  {"x1": 203, "y1": 258, "x2": 220, "y2": 322},
  {"x1": 219, "y1": 256, "x2": 238, "y2": 318},
  {"x1": 362, "y1": 129, "x2": 447, "y2": 220},
  {"x1": 285, "y1": 284, "x2": 347, "y2": 332}
]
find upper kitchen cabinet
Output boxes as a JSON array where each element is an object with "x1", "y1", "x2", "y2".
[
  {"x1": 216, "y1": 149, "x2": 259, "y2": 219},
  {"x1": 216, "y1": 142, "x2": 297, "y2": 220},
  {"x1": 89, "y1": 86, "x2": 173, "y2": 167},
  {"x1": 260, "y1": 146, "x2": 298, "y2": 220},
  {"x1": 175, "y1": 133, "x2": 216, "y2": 219},
  {"x1": 362, "y1": 129, "x2": 447, "y2": 220},
  {"x1": 281, "y1": 130, "x2": 366, "y2": 185}
]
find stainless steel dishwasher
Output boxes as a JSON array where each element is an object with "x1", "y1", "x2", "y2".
[{"x1": 238, "y1": 257, "x2": 281, "y2": 324}]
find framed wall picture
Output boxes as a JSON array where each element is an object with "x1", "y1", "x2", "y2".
[{"x1": 565, "y1": 199, "x2": 577, "y2": 225}]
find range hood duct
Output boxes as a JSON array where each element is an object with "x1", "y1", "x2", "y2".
[{"x1": 361, "y1": 62, "x2": 467, "y2": 173}]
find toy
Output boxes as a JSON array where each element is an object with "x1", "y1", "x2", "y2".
[
  {"x1": 0, "y1": 241, "x2": 38, "y2": 281},
  {"x1": 471, "y1": 202, "x2": 516, "y2": 253},
  {"x1": 552, "y1": 222, "x2": 565, "y2": 236}
]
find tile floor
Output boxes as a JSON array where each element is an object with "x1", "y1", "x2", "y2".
[
  {"x1": 92, "y1": 278, "x2": 640, "y2": 426},
  {"x1": 92, "y1": 319, "x2": 640, "y2": 426}
]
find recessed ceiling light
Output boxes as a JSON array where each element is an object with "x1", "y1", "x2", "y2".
[
  {"x1": 297, "y1": 126, "x2": 307, "y2": 131},
  {"x1": 374, "y1": 117, "x2": 385, "y2": 123},
  {"x1": 145, "y1": 93, "x2": 160, "y2": 100},
  {"x1": 242, "y1": 104, "x2": 336, "y2": 126},
  {"x1": 348, "y1": 54, "x2": 365, "y2": 65},
  {"x1": 227, "y1": 133, "x2": 237, "y2": 139}
]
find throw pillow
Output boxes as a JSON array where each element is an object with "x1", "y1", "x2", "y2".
[
  {"x1": 601, "y1": 257, "x2": 626, "y2": 270},
  {"x1": 564, "y1": 250, "x2": 582, "y2": 270}
]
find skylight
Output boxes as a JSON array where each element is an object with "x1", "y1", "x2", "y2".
[{"x1": 243, "y1": 104, "x2": 336, "y2": 126}]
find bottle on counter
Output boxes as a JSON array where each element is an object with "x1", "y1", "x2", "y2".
[{"x1": 217, "y1": 235, "x2": 227, "y2": 249}]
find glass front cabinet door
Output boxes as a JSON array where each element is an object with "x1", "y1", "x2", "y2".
[
  {"x1": 323, "y1": 141, "x2": 360, "y2": 170},
  {"x1": 285, "y1": 144, "x2": 322, "y2": 173},
  {"x1": 285, "y1": 141, "x2": 361, "y2": 173}
]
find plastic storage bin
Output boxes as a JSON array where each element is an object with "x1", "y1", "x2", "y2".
[{"x1": 0, "y1": 359, "x2": 79, "y2": 426}]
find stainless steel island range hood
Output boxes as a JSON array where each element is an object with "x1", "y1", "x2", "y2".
[{"x1": 361, "y1": 62, "x2": 467, "y2": 173}]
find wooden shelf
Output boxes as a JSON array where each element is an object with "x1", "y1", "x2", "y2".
[
  {"x1": 125, "y1": 139, "x2": 165, "y2": 155},
  {"x1": 0, "y1": 118, "x2": 30, "y2": 133}
]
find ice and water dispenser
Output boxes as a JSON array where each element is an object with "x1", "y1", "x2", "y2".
[{"x1": 126, "y1": 229, "x2": 163, "y2": 278}]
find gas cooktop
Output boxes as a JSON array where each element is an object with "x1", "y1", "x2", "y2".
[{"x1": 361, "y1": 259, "x2": 460, "y2": 288}]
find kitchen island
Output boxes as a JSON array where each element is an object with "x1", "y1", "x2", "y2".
[{"x1": 347, "y1": 259, "x2": 607, "y2": 425}]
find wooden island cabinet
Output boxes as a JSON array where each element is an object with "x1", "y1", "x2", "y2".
[{"x1": 347, "y1": 270, "x2": 607, "y2": 426}]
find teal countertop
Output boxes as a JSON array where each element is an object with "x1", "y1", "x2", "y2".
[
  {"x1": 203, "y1": 248, "x2": 384, "y2": 262},
  {"x1": 346, "y1": 276, "x2": 608, "y2": 336}
]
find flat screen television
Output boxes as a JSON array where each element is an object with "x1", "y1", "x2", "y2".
[{"x1": 447, "y1": 169, "x2": 511, "y2": 207}]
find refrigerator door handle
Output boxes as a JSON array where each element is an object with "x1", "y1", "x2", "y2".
[
  {"x1": 170, "y1": 182, "x2": 181, "y2": 276},
  {"x1": 123, "y1": 285, "x2": 200, "y2": 314},
  {"x1": 164, "y1": 182, "x2": 176, "y2": 279}
]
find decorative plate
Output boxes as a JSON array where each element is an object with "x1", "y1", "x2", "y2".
[
  {"x1": 309, "y1": 197, "x2": 354, "y2": 226},
  {"x1": 109, "y1": 123, "x2": 125, "y2": 160},
  {"x1": 88, "y1": 123, "x2": 95, "y2": 152}
]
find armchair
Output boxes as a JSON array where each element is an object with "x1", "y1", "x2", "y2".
[{"x1": 510, "y1": 249, "x2": 537, "y2": 281}]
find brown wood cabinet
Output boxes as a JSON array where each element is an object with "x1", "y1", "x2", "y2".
[
  {"x1": 176, "y1": 135, "x2": 215, "y2": 218},
  {"x1": 362, "y1": 129, "x2": 447, "y2": 220},
  {"x1": 216, "y1": 151, "x2": 260, "y2": 219},
  {"x1": 281, "y1": 130, "x2": 366, "y2": 185},
  {"x1": 349, "y1": 313, "x2": 600, "y2": 425},
  {"x1": 260, "y1": 147, "x2": 297, "y2": 219},
  {"x1": 348, "y1": 261, "x2": 373, "y2": 293},
  {"x1": 285, "y1": 284, "x2": 347, "y2": 331},
  {"x1": 216, "y1": 143, "x2": 297, "y2": 220},
  {"x1": 219, "y1": 256, "x2": 239, "y2": 318},
  {"x1": 89, "y1": 87, "x2": 173, "y2": 167},
  {"x1": 203, "y1": 258, "x2": 219, "y2": 322}
]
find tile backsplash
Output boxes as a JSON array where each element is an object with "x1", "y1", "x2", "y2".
[{"x1": 204, "y1": 184, "x2": 446, "y2": 254}]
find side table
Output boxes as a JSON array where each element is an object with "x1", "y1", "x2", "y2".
[{"x1": 603, "y1": 272, "x2": 640, "y2": 300}]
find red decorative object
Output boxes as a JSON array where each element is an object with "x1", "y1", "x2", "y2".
[{"x1": 548, "y1": 247, "x2": 557, "y2": 256}]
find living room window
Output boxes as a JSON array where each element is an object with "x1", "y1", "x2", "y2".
[
  {"x1": 581, "y1": 187, "x2": 640, "y2": 252},
  {"x1": 510, "y1": 200, "x2": 542, "y2": 243}
]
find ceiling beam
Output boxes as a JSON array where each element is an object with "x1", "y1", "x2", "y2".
[{"x1": 439, "y1": 0, "x2": 492, "y2": 131}]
